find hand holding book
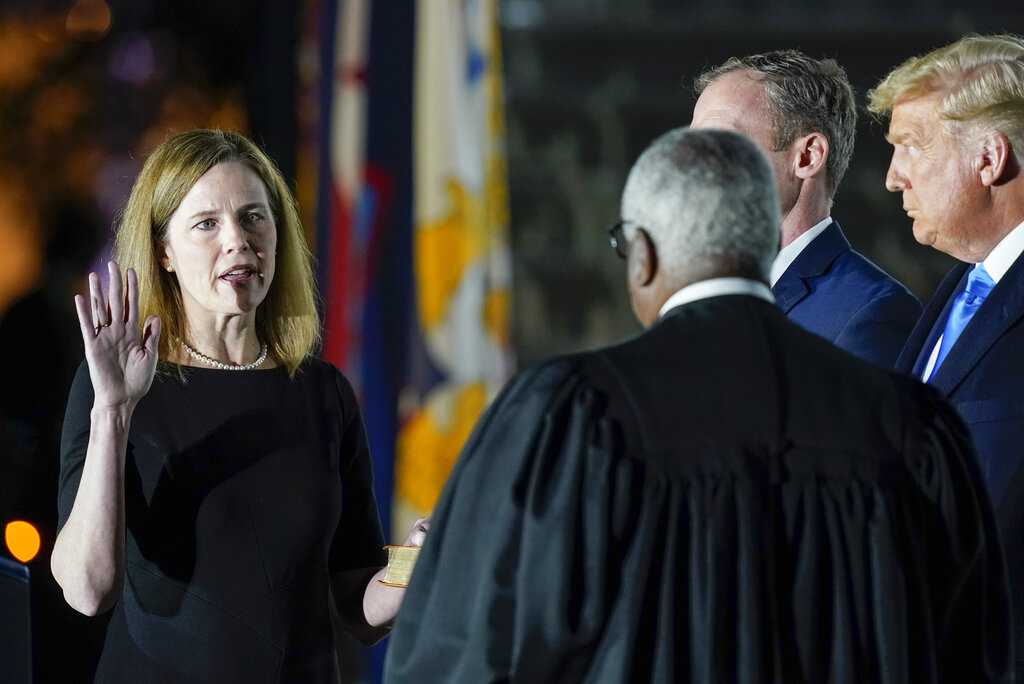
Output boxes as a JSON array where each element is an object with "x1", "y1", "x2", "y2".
[{"x1": 379, "y1": 515, "x2": 431, "y2": 587}]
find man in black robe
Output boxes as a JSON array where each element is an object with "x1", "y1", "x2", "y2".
[{"x1": 384, "y1": 128, "x2": 1012, "y2": 682}]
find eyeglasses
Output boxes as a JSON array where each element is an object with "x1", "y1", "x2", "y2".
[{"x1": 607, "y1": 220, "x2": 633, "y2": 260}]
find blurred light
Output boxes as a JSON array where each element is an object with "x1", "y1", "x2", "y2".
[
  {"x1": 0, "y1": 176, "x2": 43, "y2": 317},
  {"x1": 0, "y1": 20, "x2": 64, "y2": 90},
  {"x1": 109, "y1": 32, "x2": 156, "y2": 84},
  {"x1": 94, "y1": 155, "x2": 139, "y2": 224},
  {"x1": 5, "y1": 521, "x2": 41, "y2": 563},
  {"x1": 66, "y1": 0, "x2": 112, "y2": 42},
  {"x1": 501, "y1": 0, "x2": 544, "y2": 29},
  {"x1": 35, "y1": 15, "x2": 68, "y2": 44}
]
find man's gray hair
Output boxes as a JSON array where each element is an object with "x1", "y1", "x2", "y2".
[
  {"x1": 621, "y1": 127, "x2": 781, "y2": 280},
  {"x1": 694, "y1": 50, "x2": 856, "y2": 200}
]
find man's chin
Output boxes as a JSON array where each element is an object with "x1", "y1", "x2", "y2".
[{"x1": 911, "y1": 222, "x2": 934, "y2": 247}]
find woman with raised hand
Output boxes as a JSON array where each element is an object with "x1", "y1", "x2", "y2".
[{"x1": 51, "y1": 129, "x2": 426, "y2": 682}]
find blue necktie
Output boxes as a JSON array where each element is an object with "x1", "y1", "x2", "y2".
[{"x1": 929, "y1": 264, "x2": 996, "y2": 379}]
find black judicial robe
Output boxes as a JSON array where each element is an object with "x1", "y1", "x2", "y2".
[{"x1": 385, "y1": 295, "x2": 1012, "y2": 683}]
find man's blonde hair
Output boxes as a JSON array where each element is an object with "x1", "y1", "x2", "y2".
[
  {"x1": 115, "y1": 129, "x2": 319, "y2": 376},
  {"x1": 868, "y1": 34, "x2": 1024, "y2": 149}
]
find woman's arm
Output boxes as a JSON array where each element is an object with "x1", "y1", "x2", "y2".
[
  {"x1": 51, "y1": 404, "x2": 132, "y2": 615},
  {"x1": 51, "y1": 263, "x2": 160, "y2": 615},
  {"x1": 332, "y1": 516, "x2": 430, "y2": 644},
  {"x1": 363, "y1": 516, "x2": 430, "y2": 627}
]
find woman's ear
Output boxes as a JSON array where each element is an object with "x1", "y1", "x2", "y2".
[{"x1": 157, "y1": 242, "x2": 172, "y2": 272}]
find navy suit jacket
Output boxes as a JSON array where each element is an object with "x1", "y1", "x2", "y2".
[
  {"x1": 896, "y1": 254, "x2": 1024, "y2": 503},
  {"x1": 773, "y1": 220, "x2": 921, "y2": 367},
  {"x1": 896, "y1": 252, "x2": 1024, "y2": 676}
]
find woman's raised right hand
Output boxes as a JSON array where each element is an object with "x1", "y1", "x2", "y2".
[{"x1": 74, "y1": 261, "x2": 161, "y2": 411}]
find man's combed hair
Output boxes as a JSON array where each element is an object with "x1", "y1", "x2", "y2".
[
  {"x1": 694, "y1": 50, "x2": 857, "y2": 200},
  {"x1": 867, "y1": 34, "x2": 1024, "y2": 151},
  {"x1": 621, "y1": 127, "x2": 781, "y2": 280},
  {"x1": 115, "y1": 129, "x2": 320, "y2": 376}
]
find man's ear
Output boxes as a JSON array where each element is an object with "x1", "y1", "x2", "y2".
[
  {"x1": 629, "y1": 227, "x2": 658, "y2": 289},
  {"x1": 793, "y1": 132, "x2": 829, "y2": 181},
  {"x1": 979, "y1": 132, "x2": 1012, "y2": 187}
]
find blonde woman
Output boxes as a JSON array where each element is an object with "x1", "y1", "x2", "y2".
[{"x1": 51, "y1": 129, "x2": 425, "y2": 681}]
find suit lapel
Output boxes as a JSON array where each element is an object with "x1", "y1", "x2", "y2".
[
  {"x1": 772, "y1": 220, "x2": 849, "y2": 314},
  {"x1": 931, "y1": 253, "x2": 1024, "y2": 394},
  {"x1": 895, "y1": 263, "x2": 967, "y2": 376}
]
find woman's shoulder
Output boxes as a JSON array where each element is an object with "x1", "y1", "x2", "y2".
[
  {"x1": 293, "y1": 356, "x2": 359, "y2": 405},
  {"x1": 296, "y1": 354, "x2": 336, "y2": 376},
  {"x1": 296, "y1": 355, "x2": 351, "y2": 386}
]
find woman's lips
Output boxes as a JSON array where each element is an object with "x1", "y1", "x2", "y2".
[{"x1": 220, "y1": 265, "x2": 258, "y2": 284}]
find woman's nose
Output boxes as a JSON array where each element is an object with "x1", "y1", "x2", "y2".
[{"x1": 222, "y1": 219, "x2": 250, "y2": 252}]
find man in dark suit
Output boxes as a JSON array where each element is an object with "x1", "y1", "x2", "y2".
[
  {"x1": 383, "y1": 128, "x2": 1011, "y2": 683},
  {"x1": 691, "y1": 50, "x2": 921, "y2": 367},
  {"x1": 869, "y1": 33, "x2": 1024, "y2": 677}
]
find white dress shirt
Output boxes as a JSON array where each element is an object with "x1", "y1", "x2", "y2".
[
  {"x1": 769, "y1": 217, "x2": 833, "y2": 287},
  {"x1": 920, "y1": 219, "x2": 1024, "y2": 380}
]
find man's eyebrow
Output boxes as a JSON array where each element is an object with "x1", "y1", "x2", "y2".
[{"x1": 884, "y1": 130, "x2": 909, "y2": 145}]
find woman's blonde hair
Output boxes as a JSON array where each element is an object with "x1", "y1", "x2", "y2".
[
  {"x1": 115, "y1": 129, "x2": 319, "y2": 376},
  {"x1": 868, "y1": 34, "x2": 1024, "y2": 149}
]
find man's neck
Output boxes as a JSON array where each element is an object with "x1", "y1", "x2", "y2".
[
  {"x1": 982, "y1": 218, "x2": 1024, "y2": 282},
  {"x1": 780, "y1": 191, "x2": 832, "y2": 249},
  {"x1": 770, "y1": 216, "x2": 833, "y2": 286}
]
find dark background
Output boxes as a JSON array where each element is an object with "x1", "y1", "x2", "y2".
[
  {"x1": 2, "y1": 0, "x2": 1023, "y2": 681},
  {"x1": 502, "y1": 4, "x2": 1023, "y2": 363}
]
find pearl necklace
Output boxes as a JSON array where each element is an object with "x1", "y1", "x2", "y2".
[{"x1": 179, "y1": 339, "x2": 268, "y2": 371}]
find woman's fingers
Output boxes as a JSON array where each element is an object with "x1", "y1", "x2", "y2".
[
  {"x1": 107, "y1": 261, "x2": 125, "y2": 329},
  {"x1": 88, "y1": 271, "x2": 106, "y2": 331},
  {"x1": 74, "y1": 293, "x2": 95, "y2": 343},
  {"x1": 125, "y1": 267, "x2": 140, "y2": 331},
  {"x1": 79, "y1": 263, "x2": 140, "y2": 342},
  {"x1": 142, "y1": 315, "x2": 161, "y2": 355},
  {"x1": 405, "y1": 516, "x2": 431, "y2": 546}
]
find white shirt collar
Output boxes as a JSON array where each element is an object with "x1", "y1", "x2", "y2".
[
  {"x1": 769, "y1": 217, "x2": 833, "y2": 286},
  {"x1": 982, "y1": 219, "x2": 1024, "y2": 283},
  {"x1": 919, "y1": 218, "x2": 1024, "y2": 381},
  {"x1": 658, "y1": 277, "x2": 775, "y2": 318}
]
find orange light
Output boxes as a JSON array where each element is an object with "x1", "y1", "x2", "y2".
[
  {"x1": 65, "y1": 0, "x2": 112, "y2": 42},
  {"x1": 5, "y1": 521, "x2": 41, "y2": 563}
]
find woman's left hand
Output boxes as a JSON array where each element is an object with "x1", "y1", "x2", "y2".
[
  {"x1": 355, "y1": 514, "x2": 433, "y2": 635},
  {"x1": 402, "y1": 515, "x2": 431, "y2": 547}
]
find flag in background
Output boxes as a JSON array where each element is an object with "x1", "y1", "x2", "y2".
[
  {"x1": 316, "y1": 2, "x2": 509, "y2": 677},
  {"x1": 318, "y1": 0, "x2": 369, "y2": 379},
  {"x1": 392, "y1": 0, "x2": 513, "y2": 540},
  {"x1": 317, "y1": 0, "x2": 415, "y2": 678},
  {"x1": 316, "y1": 0, "x2": 416, "y2": 558}
]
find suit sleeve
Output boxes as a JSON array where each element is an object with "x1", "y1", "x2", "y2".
[{"x1": 833, "y1": 287, "x2": 922, "y2": 368}]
